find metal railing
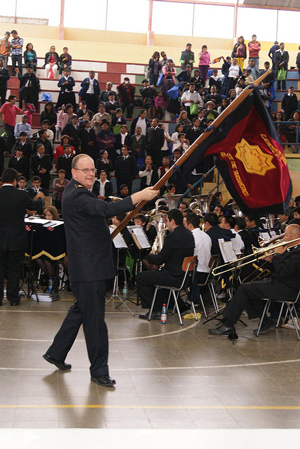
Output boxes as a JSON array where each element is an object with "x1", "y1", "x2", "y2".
[{"x1": 178, "y1": 165, "x2": 223, "y2": 205}]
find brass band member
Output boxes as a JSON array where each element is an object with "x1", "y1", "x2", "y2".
[{"x1": 209, "y1": 224, "x2": 300, "y2": 336}]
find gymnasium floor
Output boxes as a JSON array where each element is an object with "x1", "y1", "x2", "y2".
[{"x1": 1, "y1": 290, "x2": 300, "y2": 431}]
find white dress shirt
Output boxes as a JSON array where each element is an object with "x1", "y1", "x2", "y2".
[{"x1": 192, "y1": 227, "x2": 212, "y2": 273}]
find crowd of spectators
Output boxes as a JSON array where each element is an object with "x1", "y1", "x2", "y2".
[{"x1": 0, "y1": 31, "x2": 300, "y2": 205}]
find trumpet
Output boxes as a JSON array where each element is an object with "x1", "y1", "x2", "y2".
[{"x1": 212, "y1": 237, "x2": 300, "y2": 276}]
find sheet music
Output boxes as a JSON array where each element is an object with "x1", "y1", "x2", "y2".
[
  {"x1": 259, "y1": 230, "x2": 271, "y2": 241},
  {"x1": 109, "y1": 227, "x2": 128, "y2": 249},
  {"x1": 127, "y1": 225, "x2": 151, "y2": 249},
  {"x1": 25, "y1": 217, "x2": 64, "y2": 227},
  {"x1": 218, "y1": 239, "x2": 238, "y2": 263}
]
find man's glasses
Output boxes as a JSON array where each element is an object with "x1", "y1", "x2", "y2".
[{"x1": 74, "y1": 168, "x2": 97, "y2": 174}]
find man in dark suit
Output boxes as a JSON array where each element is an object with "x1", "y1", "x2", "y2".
[
  {"x1": 43, "y1": 154, "x2": 158, "y2": 386},
  {"x1": 0, "y1": 168, "x2": 44, "y2": 306},
  {"x1": 115, "y1": 145, "x2": 137, "y2": 194},
  {"x1": 137, "y1": 209, "x2": 195, "y2": 319},
  {"x1": 57, "y1": 144, "x2": 75, "y2": 180},
  {"x1": 8, "y1": 147, "x2": 29, "y2": 179},
  {"x1": 0, "y1": 56, "x2": 10, "y2": 106},
  {"x1": 209, "y1": 224, "x2": 300, "y2": 336},
  {"x1": 146, "y1": 118, "x2": 165, "y2": 167},
  {"x1": 30, "y1": 144, "x2": 52, "y2": 190}
]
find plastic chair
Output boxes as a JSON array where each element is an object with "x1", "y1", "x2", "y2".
[
  {"x1": 148, "y1": 255, "x2": 197, "y2": 325},
  {"x1": 255, "y1": 289, "x2": 300, "y2": 339}
]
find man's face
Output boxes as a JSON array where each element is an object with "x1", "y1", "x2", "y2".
[
  {"x1": 89, "y1": 72, "x2": 95, "y2": 79},
  {"x1": 293, "y1": 212, "x2": 300, "y2": 219},
  {"x1": 63, "y1": 48, "x2": 68, "y2": 54},
  {"x1": 102, "y1": 151, "x2": 108, "y2": 159},
  {"x1": 18, "y1": 179, "x2": 26, "y2": 189},
  {"x1": 284, "y1": 226, "x2": 300, "y2": 248},
  {"x1": 174, "y1": 151, "x2": 181, "y2": 160},
  {"x1": 252, "y1": 35, "x2": 257, "y2": 42},
  {"x1": 72, "y1": 156, "x2": 96, "y2": 190},
  {"x1": 12, "y1": 32, "x2": 17, "y2": 39},
  {"x1": 106, "y1": 83, "x2": 112, "y2": 90},
  {"x1": 152, "y1": 119, "x2": 158, "y2": 127},
  {"x1": 37, "y1": 146, "x2": 45, "y2": 155},
  {"x1": 136, "y1": 127, "x2": 142, "y2": 135},
  {"x1": 179, "y1": 203, "x2": 187, "y2": 213},
  {"x1": 280, "y1": 44, "x2": 285, "y2": 50},
  {"x1": 278, "y1": 214, "x2": 288, "y2": 223},
  {"x1": 211, "y1": 86, "x2": 217, "y2": 94},
  {"x1": 219, "y1": 217, "x2": 227, "y2": 229},
  {"x1": 289, "y1": 88, "x2": 294, "y2": 95},
  {"x1": 186, "y1": 45, "x2": 191, "y2": 51},
  {"x1": 162, "y1": 157, "x2": 169, "y2": 167},
  {"x1": 99, "y1": 106, "x2": 105, "y2": 114},
  {"x1": 214, "y1": 206, "x2": 220, "y2": 215},
  {"x1": 245, "y1": 217, "x2": 254, "y2": 229},
  {"x1": 20, "y1": 135, "x2": 27, "y2": 142},
  {"x1": 120, "y1": 186, "x2": 129, "y2": 196},
  {"x1": 122, "y1": 147, "x2": 129, "y2": 157},
  {"x1": 189, "y1": 85, "x2": 195, "y2": 92},
  {"x1": 249, "y1": 60, "x2": 255, "y2": 67},
  {"x1": 10, "y1": 97, "x2": 17, "y2": 105},
  {"x1": 193, "y1": 119, "x2": 200, "y2": 127},
  {"x1": 64, "y1": 70, "x2": 70, "y2": 77},
  {"x1": 134, "y1": 218, "x2": 143, "y2": 227},
  {"x1": 169, "y1": 187, "x2": 176, "y2": 194},
  {"x1": 22, "y1": 116, "x2": 28, "y2": 124},
  {"x1": 166, "y1": 217, "x2": 175, "y2": 232},
  {"x1": 120, "y1": 126, "x2": 127, "y2": 134},
  {"x1": 102, "y1": 123, "x2": 109, "y2": 131},
  {"x1": 183, "y1": 217, "x2": 188, "y2": 229},
  {"x1": 64, "y1": 146, "x2": 71, "y2": 155},
  {"x1": 141, "y1": 111, "x2": 147, "y2": 119},
  {"x1": 26, "y1": 67, "x2": 32, "y2": 75},
  {"x1": 72, "y1": 117, "x2": 78, "y2": 126},
  {"x1": 15, "y1": 150, "x2": 23, "y2": 158},
  {"x1": 32, "y1": 180, "x2": 41, "y2": 189}
]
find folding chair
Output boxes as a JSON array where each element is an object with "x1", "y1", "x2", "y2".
[
  {"x1": 197, "y1": 255, "x2": 220, "y2": 318},
  {"x1": 255, "y1": 289, "x2": 300, "y2": 340},
  {"x1": 148, "y1": 255, "x2": 197, "y2": 325}
]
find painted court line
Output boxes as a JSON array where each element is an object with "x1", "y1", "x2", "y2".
[
  {"x1": 0, "y1": 358, "x2": 300, "y2": 372},
  {"x1": 0, "y1": 404, "x2": 299, "y2": 410}
]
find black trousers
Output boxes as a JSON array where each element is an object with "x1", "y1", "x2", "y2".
[
  {"x1": 12, "y1": 54, "x2": 22, "y2": 76},
  {"x1": 121, "y1": 102, "x2": 133, "y2": 119},
  {"x1": 46, "y1": 279, "x2": 109, "y2": 377},
  {"x1": 0, "y1": 249, "x2": 24, "y2": 305},
  {"x1": 222, "y1": 278, "x2": 298, "y2": 325},
  {"x1": 4, "y1": 124, "x2": 15, "y2": 153},
  {"x1": 136, "y1": 269, "x2": 183, "y2": 312},
  {"x1": 82, "y1": 93, "x2": 99, "y2": 114},
  {"x1": 0, "y1": 88, "x2": 6, "y2": 106}
]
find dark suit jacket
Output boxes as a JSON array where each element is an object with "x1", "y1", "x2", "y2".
[
  {"x1": 30, "y1": 154, "x2": 52, "y2": 180},
  {"x1": 115, "y1": 155, "x2": 137, "y2": 181},
  {"x1": 57, "y1": 154, "x2": 75, "y2": 180},
  {"x1": 92, "y1": 180, "x2": 113, "y2": 199},
  {"x1": 115, "y1": 133, "x2": 132, "y2": 150},
  {"x1": 0, "y1": 67, "x2": 10, "y2": 90},
  {"x1": 206, "y1": 226, "x2": 233, "y2": 255},
  {"x1": 147, "y1": 225, "x2": 194, "y2": 278},
  {"x1": 274, "y1": 49, "x2": 289, "y2": 71},
  {"x1": 130, "y1": 117, "x2": 150, "y2": 136},
  {"x1": 62, "y1": 178, "x2": 134, "y2": 281},
  {"x1": 146, "y1": 127, "x2": 164, "y2": 151},
  {"x1": 0, "y1": 186, "x2": 43, "y2": 251},
  {"x1": 8, "y1": 156, "x2": 29, "y2": 179}
]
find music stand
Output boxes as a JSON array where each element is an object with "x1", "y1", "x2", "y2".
[
  {"x1": 106, "y1": 228, "x2": 134, "y2": 316},
  {"x1": 118, "y1": 225, "x2": 151, "y2": 308}
]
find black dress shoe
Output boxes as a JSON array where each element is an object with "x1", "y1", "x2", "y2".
[
  {"x1": 43, "y1": 354, "x2": 71, "y2": 371},
  {"x1": 139, "y1": 311, "x2": 161, "y2": 320},
  {"x1": 10, "y1": 302, "x2": 20, "y2": 306},
  {"x1": 209, "y1": 324, "x2": 234, "y2": 336},
  {"x1": 253, "y1": 319, "x2": 276, "y2": 335},
  {"x1": 91, "y1": 375, "x2": 116, "y2": 387}
]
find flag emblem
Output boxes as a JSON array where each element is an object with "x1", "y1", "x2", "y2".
[{"x1": 234, "y1": 138, "x2": 276, "y2": 176}]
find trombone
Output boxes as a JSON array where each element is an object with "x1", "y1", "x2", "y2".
[{"x1": 212, "y1": 238, "x2": 300, "y2": 276}]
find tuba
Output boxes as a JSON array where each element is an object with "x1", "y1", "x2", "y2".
[{"x1": 148, "y1": 199, "x2": 168, "y2": 254}]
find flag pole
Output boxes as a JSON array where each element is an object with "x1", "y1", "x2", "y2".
[{"x1": 111, "y1": 70, "x2": 272, "y2": 239}]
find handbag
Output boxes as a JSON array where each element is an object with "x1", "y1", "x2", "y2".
[
  {"x1": 189, "y1": 103, "x2": 198, "y2": 115},
  {"x1": 278, "y1": 68, "x2": 286, "y2": 81},
  {"x1": 157, "y1": 71, "x2": 164, "y2": 86},
  {"x1": 166, "y1": 85, "x2": 180, "y2": 100}
]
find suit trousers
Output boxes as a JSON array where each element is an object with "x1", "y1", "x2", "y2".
[
  {"x1": 46, "y1": 279, "x2": 109, "y2": 377},
  {"x1": 222, "y1": 278, "x2": 298, "y2": 325},
  {"x1": 136, "y1": 269, "x2": 183, "y2": 312},
  {"x1": 0, "y1": 249, "x2": 24, "y2": 304}
]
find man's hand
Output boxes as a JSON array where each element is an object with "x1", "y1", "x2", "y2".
[
  {"x1": 35, "y1": 192, "x2": 45, "y2": 199},
  {"x1": 131, "y1": 187, "x2": 159, "y2": 204}
]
